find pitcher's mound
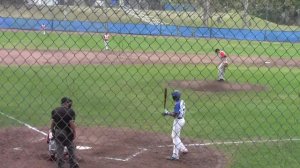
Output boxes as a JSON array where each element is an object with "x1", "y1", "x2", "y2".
[{"x1": 168, "y1": 80, "x2": 267, "y2": 92}]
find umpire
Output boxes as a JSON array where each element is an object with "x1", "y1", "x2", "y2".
[{"x1": 50, "y1": 97, "x2": 79, "y2": 168}]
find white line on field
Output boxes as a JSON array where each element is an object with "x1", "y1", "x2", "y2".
[
  {"x1": 0, "y1": 110, "x2": 141, "y2": 161},
  {"x1": 0, "y1": 111, "x2": 47, "y2": 136},
  {"x1": 100, "y1": 138, "x2": 300, "y2": 162},
  {"x1": 0, "y1": 111, "x2": 147, "y2": 161},
  {"x1": 0, "y1": 111, "x2": 92, "y2": 150},
  {"x1": 2, "y1": 111, "x2": 300, "y2": 162},
  {"x1": 157, "y1": 138, "x2": 300, "y2": 148},
  {"x1": 99, "y1": 148, "x2": 148, "y2": 162}
]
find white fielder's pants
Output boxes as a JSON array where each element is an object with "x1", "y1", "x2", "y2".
[
  {"x1": 218, "y1": 62, "x2": 226, "y2": 80},
  {"x1": 171, "y1": 118, "x2": 187, "y2": 159},
  {"x1": 104, "y1": 40, "x2": 109, "y2": 50}
]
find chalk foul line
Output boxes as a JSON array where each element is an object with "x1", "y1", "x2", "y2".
[
  {"x1": 99, "y1": 148, "x2": 148, "y2": 162},
  {"x1": 0, "y1": 111, "x2": 47, "y2": 136},
  {"x1": 0, "y1": 111, "x2": 91, "y2": 150},
  {"x1": 2, "y1": 110, "x2": 300, "y2": 162},
  {"x1": 157, "y1": 138, "x2": 300, "y2": 148}
]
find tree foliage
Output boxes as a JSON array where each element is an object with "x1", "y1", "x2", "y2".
[{"x1": 165, "y1": 0, "x2": 300, "y2": 25}]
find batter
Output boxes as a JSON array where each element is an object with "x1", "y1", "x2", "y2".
[{"x1": 162, "y1": 90, "x2": 188, "y2": 160}]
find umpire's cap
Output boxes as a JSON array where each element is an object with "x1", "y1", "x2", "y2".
[{"x1": 61, "y1": 97, "x2": 72, "y2": 104}]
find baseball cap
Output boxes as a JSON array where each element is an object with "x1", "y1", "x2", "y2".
[{"x1": 61, "y1": 97, "x2": 72, "y2": 104}]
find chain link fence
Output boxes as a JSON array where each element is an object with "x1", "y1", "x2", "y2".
[{"x1": 0, "y1": 0, "x2": 300, "y2": 168}]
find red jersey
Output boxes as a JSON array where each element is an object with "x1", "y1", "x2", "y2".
[{"x1": 219, "y1": 50, "x2": 227, "y2": 58}]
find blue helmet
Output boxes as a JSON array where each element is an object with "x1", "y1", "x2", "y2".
[{"x1": 172, "y1": 90, "x2": 181, "y2": 101}]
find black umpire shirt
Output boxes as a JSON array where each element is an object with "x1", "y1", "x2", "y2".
[{"x1": 51, "y1": 107, "x2": 76, "y2": 140}]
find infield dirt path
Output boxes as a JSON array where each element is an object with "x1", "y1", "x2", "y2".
[{"x1": 0, "y1": 49, "x2": 299, "y2": 67}]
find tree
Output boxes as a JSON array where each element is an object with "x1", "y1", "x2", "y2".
[
  {"x1": 242, "y1": 0, "x2": 250, "y2": 27},
  {"x1": 203, "y1": 0, "x2": 210, "y2": 26}
]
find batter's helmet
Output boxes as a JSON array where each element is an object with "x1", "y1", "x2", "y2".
[{"x1": 172, "y1": 90, "x2": 181, "y2": 101}]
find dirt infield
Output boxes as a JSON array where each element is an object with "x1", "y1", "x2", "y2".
[
  {"x1": 0, "y1": 49, "x2": 297, "y2": 167},
  {"x1": 168, "y1": 80, "x2": 267, "y2": 92},
  {"x1": 0, "y1": 49, "x2": 299, "y2": 67},
  {"x1": 0, "y1": 127, "x2": 226, "y2": 168}
]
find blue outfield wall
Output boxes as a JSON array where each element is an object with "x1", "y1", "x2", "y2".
[{"x1": 1, "y1": 17, "x2": 300, "y2": 42}]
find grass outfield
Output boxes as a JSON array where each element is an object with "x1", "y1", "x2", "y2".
[
  {"x1": 0, "y1": 64, "x2": 300, "y2": 167},
  {"x1": 0, "y1": 30, "x2": 299, "y2": 59},
  {"x1": 0, "y1": 64, "x2": 299, "y2": 138},
  {"x1": 0, "y1": 29, "x2": 299, "y2": 167}
]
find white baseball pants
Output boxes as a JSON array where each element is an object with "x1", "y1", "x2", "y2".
[
  {"x1": 104, "y1": 40, "x2": 109, "y2": 50},
  {"x1": 218, "y1": 62, "x2": 226, "y2": 80},
  {"x1": 171, "y1": 118, "x2": 187, "y2": 159}
]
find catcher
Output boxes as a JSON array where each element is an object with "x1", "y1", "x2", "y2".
[
  {"x1": 47, "y1": 129, "x2": 68, "y2": 161},
  {"x1": 215, "y1": 48, "x2": 229, "y2": 81}
]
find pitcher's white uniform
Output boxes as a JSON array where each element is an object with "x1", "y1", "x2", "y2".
[
  {"x1": 41, "y1": 24, "x2": 46, "y2": 35},
  {"x1": 171, "y1": 99, "x2": 188, "y2": 159},
  {"x1": 103, "y1": 33, "x2": 110, "y2": 50}
]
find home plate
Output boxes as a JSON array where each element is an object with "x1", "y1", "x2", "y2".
[
  {"x1": 76, "y1": 146, "x2": 92, "y2": 150},
  {"x1": 13, "y1": 147, "x2": 23, "y2": 151},
  {"x1": 264, "y1": 61, "x2": 271, "y2": 64}
]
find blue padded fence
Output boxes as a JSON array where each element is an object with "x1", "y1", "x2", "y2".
[{"x1": 0, "y1": 17, "x2": 299, "y2": 42}]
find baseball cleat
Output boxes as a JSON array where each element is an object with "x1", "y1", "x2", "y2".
[
  {"x1": 48, "y1": 155, "x2": 56, "y2": 161},
  {"x1": 70, "y1": 163, "x2": 80, "y2": 168},
  {"x1": 167, "y1": 157, "x2": 179, "y2": 161},
  {"x1": 180, "y1": 148, "x2": 189, "y2": 154},
  {"x1": 181, "y1": 149, "x2": 188, "y2": 154}
]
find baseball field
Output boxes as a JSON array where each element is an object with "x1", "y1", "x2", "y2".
[{"x1": 0, "y1": 5, "x2": 300, "y2": 166}]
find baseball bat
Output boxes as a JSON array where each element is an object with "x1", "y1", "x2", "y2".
[{"x1": 163, "y1": 88, "x2": 167, "y2": 109}]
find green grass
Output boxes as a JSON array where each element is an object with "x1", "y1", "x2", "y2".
[
  {"x1": 1, "y1": 30, "x2": 300, "y2": 59},
  {"x1": 219, "y1": 142, "x2": 300, "y2": 168},
  {"x1": 0, "y1": 14, "x2": 299, "y2": 167},
  {"x1": 0, "y1": 64, "x2": 300, "y2": 167},
  {"x1": 0, "y1": 64, "x2": 299, "y2": 138}
]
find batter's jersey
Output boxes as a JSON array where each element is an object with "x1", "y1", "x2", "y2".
[{"x1": 173, "y1": 100, "x2": 186, "y2": 119}]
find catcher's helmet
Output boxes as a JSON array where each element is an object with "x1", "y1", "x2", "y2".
[{"x1": 172, "y1": 90, "x2": 181, "y2": 101}]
